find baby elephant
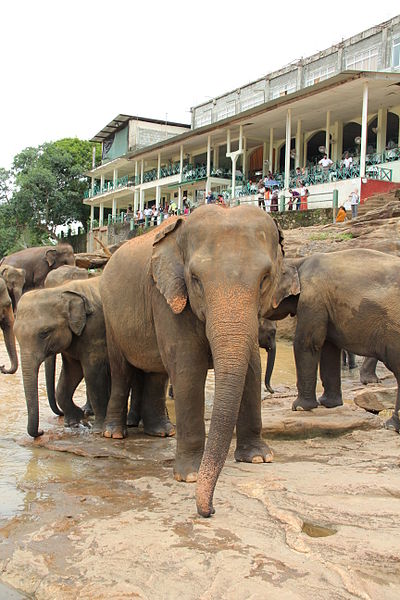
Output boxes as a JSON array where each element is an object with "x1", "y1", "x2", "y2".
[
  {"x1": 0, "y1": 278, "x2": 18, "y2": 374},
  {"x1": 44, "y1": 265, "x2": 88, "y2": 288},
  {"x1": 14, "y1": 278, "x2": 109, "y2": 437},
  {"x1": 267, "y1": 249, "x2": 400, "y2": 432},
  {"x1": 258, "y1": 318, "x2": 276, "y2": 393}
]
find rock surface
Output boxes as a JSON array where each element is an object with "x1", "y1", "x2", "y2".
[{"x1": 353, "y1": 386, "x2": 396, "y2": 413}]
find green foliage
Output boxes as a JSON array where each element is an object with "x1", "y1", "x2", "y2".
[
  {"x1": 0, "y1": 138, "x2": 99, "y2": 256},
  {"x1": 309, "y1": 231, "x2": 354, "y2": 241}
]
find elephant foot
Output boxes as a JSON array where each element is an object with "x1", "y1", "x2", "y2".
[
  {"x1": 264, "y1": 384, "x2": 274, "y2": 394},
  {"x1": 103, "y1": 422, "x2": 127, "y2": 439},
  {"x1": 235, "y1": 439, "x2": 273, "y2": 464},
  {"x1": 82, "y1": 401, "x2": 94, "y2": 416},
  {"x1": 292, "y1": 397, "x2": 319, "y2": 411},
  {"x1": 63, "y1": 408, "x2": 85, "y2": 428},
  {"x1": 144, "y1": 416, "x2": 176, "y2": 438},
  {"x1": 318, "y1": 394, "x2": 343, "y2": 409},
  {"x1": 91, "y1": 419, "x2": 105, "y2": 434},
  {"x1": 384, "y1": 413, "x2": 400, "y2": 433},
  {"x1": 360, "y1": 373, "x2": 380, "y2": 385},
  {"x1": 173, "y1": 453, "x2": 202, "y2": 483},
  {"x1": 126, "y1": 413, "x2": 140, "y2": 428}
]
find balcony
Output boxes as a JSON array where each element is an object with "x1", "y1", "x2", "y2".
[{"x1": 84, "y1": 175, "x2": 137, "y2": 200}]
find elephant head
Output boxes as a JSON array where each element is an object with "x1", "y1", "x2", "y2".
[
  {"x1": 0, "y1": 265, "x2": 26, "y2": 310},
  {"x1": 0, "y1": 278, "x2": 18, "y2": 374},
  {"x1": 151, "y1": 205, "x2": 298, "y2": 516},
  {"x1": 14, "y1": 286, "x2": 93, "y2": 437},
  {"x1": 45, "y1": 244, "x2": 75, "y2": 271}
]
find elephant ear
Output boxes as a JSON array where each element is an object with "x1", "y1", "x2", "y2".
[
  {"x1": 151, "y1": 217, "x2": 187, "y2": 314},
  {"x1": 273, "y1": 219, "x2": 285, "y2": 257},
  {"x1": 62, "y1": 291, "x2": 94, "y2": 336},
  {"x1": 0, "y1": 265, "x2": 8, "y2": 280},
  {"x1": 45, "y1": 249, "x2": 58, "y2": 267},
  {"x1": 271, "y1": 262, "x2": 300, "y2": 309}
]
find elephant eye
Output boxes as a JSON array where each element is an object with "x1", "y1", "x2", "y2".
[
  {"x1": 260, "y1": 273, "x2": 269, "y2": 290},
  {"x1": 39, "y1": 328, "x2": 53, "y2": 339},
  {"x1": 191, "y1": 274, "x2": 203, "y2": 293}
]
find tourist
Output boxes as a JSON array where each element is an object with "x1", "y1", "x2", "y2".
[
  {"x1": 295, "y1": 167, "x2": 302, "y2": 186},
  {"x1": 350, "y1": 189, "x2": 359, "y2": 218},
  {"x1": 135, "y1": 209, "x2": 144, "y2": 225},
  {"x1": 125, "y1": 204, "x2": 134, "y2": 222},
  {"x1": 335, "y1": 205, "x2": 347, "y2": 223},
  {"x1": 151, "y1": 205, "x2": 159, "y2": 225},
  {"x1": 288, "y1": 188, "x2": 299, "y2": 211},
  {"x1": 342, "y1": 151, "x2": 353, "y2": 171},
  {"x1": 257, "y1": 182, "x2": 265, "y2": 210},
  {"x1": 318, "y1": 154, "x2": 333, "y2": 171},
  {"x1": 206, "y1": 190, "x2": 215, "y2": 204},
  {"x1": 299, "y1": 183, "x2": 308, "y2": 211},
  {"x1": 264, "y1": 188, "x2": 271, "y2": 212},
  {"x1": 216, "y1": 194, "x2": 227, "y2": 208},
  {"x1": 169, "y1": 200, "x2": 178, "y2": 215},
  {"x1": 270, "y1": 188, "x2": 279, "y2": 212}
]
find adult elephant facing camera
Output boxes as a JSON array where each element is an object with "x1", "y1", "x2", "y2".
[{"x1": 101, "y1": 205, "x2": 298, "y2": 517}]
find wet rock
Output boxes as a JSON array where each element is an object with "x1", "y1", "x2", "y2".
[
  {"x1": 353, "y1": 386, "x2": 396, "y2": 413},
  {"x1": 261, "y1": 402, "x2": 381, "y2": 438}
]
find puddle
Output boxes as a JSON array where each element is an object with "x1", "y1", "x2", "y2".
[{"x1": 301, "y1": 521, "x2": 337, "y2": 537}]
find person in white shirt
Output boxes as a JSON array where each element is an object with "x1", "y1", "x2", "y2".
[
  {"x1": 318, "y1": 154, "x2": 333, "y2": 170},
  {"x1": 349, "y1": 190, "x2": 359, "y2": 218},
  {"x1": 342, "y1": 152, "x2": 353, "y2": 171}
]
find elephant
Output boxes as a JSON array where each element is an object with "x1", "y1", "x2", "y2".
[
  {"x1": 14, "y1": 278, "x2": 110, "y2": 436},
  {"x1": 258, "y1": 318, "x2": 276, "y2": 393},
  {"x1": 100, "y1": 205, "x2": 298, "y2": 517},
  {"x1": 0, "y1": 278, "x2": 18, "y2": 374},
  {"x1": 342, "y1": 350, "x2": 356, "y2": 369},
  {"x1": 44, "y1": 265, "x2": 88, "y2": 288},
  {"x1": 0, "y1": 265, "x2": 26, "y2": 311},
  {"x1": 1, "y1": 244, "x2": 75, "y2": 292},
  {"x1": 266, "y1": 249, "x2": 400, "y2": 433}
]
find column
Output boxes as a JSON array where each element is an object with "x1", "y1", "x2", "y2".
[
  {"x1": 134, "y1": 189, "x2": 139, "y2": 212},
  {"x1": 325, "y1": 110, "x2": 331, "y2": 158},
  {"x1": 227, "y1": 129, "x2": 231, "y2": 154},
  {"x1": 91, "y1": 176, "x2": 95, "y2": 197},
  {"x1": 284, "y1": 109, "x2": 292, "y2": 190},
  {"x1": 213, "y1": 146, "x2": 219, "y2": 169},
  {"x1": 100, "y1": 174, "x2": 105, "y2": 193},
  {"x1": 303, "y1": 137, "x2": 308, "y2": 168},
  {"x1": 139, "y1": 188, "x2": 144, "y2": 212},
  {"x1": 90, "y1": 204, "x2": 94, "y2": 229},
  {"x1": 140, "y1": 160, "x2": 144, "y2": 184},
  {"x1": 179, "y1": 144, "x2": 183, "y2": 175},
  {"x1": 178, "y1": 187, "x2": 182, "y2": 211},
  {"x1": 335, "y1": 121, "x2": 343, "y2": 162},
  {"x1": 112, "y1": 198, "x2": 117, "y2": 219},
  {"x1": 113, "y1": 168, "x2": 118, "y2": 188},
  {"x1": 92, "y1": 146, "x2": 96, "y2": 169},
  {"x1": 262, "y1": 142, "x2": 267, "y2": 177},
  {"x1": 99, "y1": 203, "x2": 104, "y2": 227},
  {"x1": 206, "y1": 135, "x2": 211, "y2": 177},
  {"x1": 269, "y1": 128, "x2": 274, "y2": 173},
  {"x1": 239, "y1": 125, "x2": 243, "y2": 152},
  {"x1": 157, "y1": 153, "x2": 161, "y2": 179},
  {"x1": 360, "y1": 82, "x2": 369, "y2": 178},
  {"x1": 242, "y1": 137, "x2": 247, "y2": 179},
  {"x1": 231, "y1": 156, "x2": 238, "y2": 199},
  {"x1": 134, "y1": 161, "x2": 138, "y2": 185},
  {"x1": 377, "y1": 108, "x2": 387, "y2": 154},
  {"x1": 156, "y1": 186, "x2": 161, "y2": 209},
  {"x1": 295, "y1": 120, "x2": 302, "y2": 168}
]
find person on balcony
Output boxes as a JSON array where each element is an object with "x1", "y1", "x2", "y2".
[
  {"x1": 319, "y1": 154, "x2": 333, "y2": 171},
  {"x1": 295, "y1": 167, "x2": 302, "y2": 186},
  {"x1": 341, "y1": 152, "x2": 353, "y2": 174}
]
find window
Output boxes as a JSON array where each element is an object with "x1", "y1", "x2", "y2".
[
  {"x1": 393, "y1": 35, "x2": 400, "y2": 68},
  {"x1": 306, "y1": 65, "x2": 336, "y2": 87},
  {"x1": 240, "y1": 92, "x2": 264, "y2": 112},
  {"x1": 269, "y1": 82, "x2": 296, "y2": 100},
  {"x1": 216, "y1": 101, "x2": 236, "y2": 121},
  {"x1": 346, "y1": 47, "x2": 379, "y2": 71},
  {"x1": 194, "y1": 110, "x2": 212, "y2": 128}
]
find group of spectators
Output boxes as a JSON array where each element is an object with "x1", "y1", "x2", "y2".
[
  {"x1": 256, "y1": 175, "x2": 280, "y2": 212},
  {"x1": 124, "y1": 196, "x2": 192, "y2": 227},
  {"x1": 287, "y1": 183, "x2": 309, "y2": 211}
]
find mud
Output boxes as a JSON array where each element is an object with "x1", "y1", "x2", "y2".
[{"x1": 0, "y1": 334, "x2": 400, "y2": 599}]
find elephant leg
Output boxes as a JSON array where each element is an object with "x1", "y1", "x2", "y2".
[
  {"x1": 292, "y1": 308, "x2": 327, "y2": 411},
  {"x1": 56, "y1": 356, "x2": 85, "y2": 428},
  {"x1": 82, "y1": 397, "x2": 94, "y2": 416},
  {"x1": 342, "y1": 350, "x2": 347, "y2": 366},
  {"x1": 385, "y1": 373, "x2": 400, "y2": 433},
  {"x1": 83, "y1": 364, "x2": 110, "y2": 433},
  {"x1": 103, "y1": 328, "x2": 133, "y2": 439},
  {"x1": 235, "y1": 346, "x2": 273, "y2": 464},
  {"x1": 318, "y1": 341, "x2": 343, "y2": 408},
  {"x1": 127, "y1": 373, "x2": 143, "y2": 428},
  {"x1": 141, "y1": 372, "x2": 175, "y2": 437},
  {"x1": 360, "y1": 357, "x2": 379, "y2": 384},
  {"x1": 348, "y1": 352, "x2": 357, "y2": 369}
]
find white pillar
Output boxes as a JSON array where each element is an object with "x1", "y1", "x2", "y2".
[
  {"x1": 227, "y1": 129, "x2": 231, "y2": 154},
  {"x1": 179, "y1": 144, "x2": 183, "y2": 175},
  {"x1": 262, "y1": 142, "x2": 267, "y2": 177},
  {"x1": 92, "y1": 146, "x2": 96, "y2": 169},
  {"x1": 284, "y1": 109, "x2": 292, "y2": 189},
  {"x1": 90, "y1": 204, "x2": 94, "y2": 229},
  {"x1": 99, "y1": 203, "x2": 104, "y2": 227},
  {"x1": 360, "y1": 82, "x2": 369, "y2": 178},
  {"x1": 269, "y1": 128, "x2": 274, "y2": 172},
  {"x1": 178, "y1": 187, "x2": 182, "y2": 210},
  {"x1": 213, "y1": 146, "x2": 219, "y2": 169},
  {"x1": 140, "y1": 160, "x2": 144, "y2": 184},
  {"x1": 206, "y1": 135, "x2": 211, "y2": 177},
  {"x1": 242, "y1": 137, "x2": 247, "y2": 179},
  {"x1": 91, "y1": 176, "x2": 95, "y2": 197},
  {"x1": 336, "y1": 121, "x2": 343, "y2": 162},
  {"x1": 112, "y1": 198, "x2": 117, "y2": 218},
  {"x1": 157, "y1": 153, "x2": 161, "y2": 179},
  {"x1": 139, "y1": 188, "x2": 144, "y2": 212},
  {"x1": 100, "y1": 174, "x2": 105, "y2": 192},
  {"x1": 134, "y1": 161, "x2": 138, "y2": 185},
  {"x1": 239, "y1": 125, "x2": 243, "y2": 152},
  {"x1": 231, "y1": 156, "x2": 238, "y2": 199},
  {"x1": 156, "y1": 186, "x2": 161, "y2": 209},
  {"x1": 377, "y1": 108, "x2": 387, "y2": 154},
  {"x1": 134, "y1": 190, "x2": 139, "y2": 212},
  {"x1": 295, "y1": 120, "x2": 302, "y2": 168},
  {"x1": 113, "y1": 168, "x2": 118, "y2": 187},
  {"x1": 325, "y1": 110, "x2": 331, "y2": 158}
]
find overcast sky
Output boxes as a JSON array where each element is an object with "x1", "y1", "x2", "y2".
[{"x1": 1, "y1": 1, "x2": 399, "y2": 169}]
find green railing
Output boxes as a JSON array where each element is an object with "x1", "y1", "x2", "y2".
[{"x1": 84, "y1": 175, "x2": 137, "y2": 199}]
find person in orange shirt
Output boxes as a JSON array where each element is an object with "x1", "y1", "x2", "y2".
[{"x1": 335, "y1": 205, "x2": 347, "y2": 223}]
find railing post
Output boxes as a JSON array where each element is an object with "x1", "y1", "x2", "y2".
[
  {"x1": 279, "y1": 194, "x2": 285, "y2": 212},
  {"x1": 130, "y1": 219, "x2": 135, "y2": 231},
  {"x1": 108, "y1": 214, "x2": 111, "y2": 225},
  {"x1": 145, "y1": 216, "x2": 150, "y2": 227},
  {"x1": 332, "y1": 189, "x2": 338, "y2": 223},
  {"x1": 160, "y1": 212, "x2": 164, "y2": 223}
]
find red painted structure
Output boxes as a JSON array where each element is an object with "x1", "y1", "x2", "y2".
[{"x1": 360, "y1": 180, "x2": 400, "y2": 203}]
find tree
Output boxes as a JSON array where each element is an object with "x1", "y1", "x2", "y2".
[{"x1": 0, "y1": 138, "x2": 100, "y2": 256}]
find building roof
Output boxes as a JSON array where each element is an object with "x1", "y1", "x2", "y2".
[{"x1": 90, "y1": 114, "x2": 190, "y2": 143}]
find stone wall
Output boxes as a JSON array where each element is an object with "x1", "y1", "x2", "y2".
[{"x1": 273, "y1": 208, "x2": 333, "y2": 229}]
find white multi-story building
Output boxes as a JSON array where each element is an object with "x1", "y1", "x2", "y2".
[{"x1": 83, "y1": 15, "x2": 400, "y2": 246}]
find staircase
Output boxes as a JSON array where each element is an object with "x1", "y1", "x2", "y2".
[{"x1": 358, "y1": 189, "x2": 400, "y2": 217}]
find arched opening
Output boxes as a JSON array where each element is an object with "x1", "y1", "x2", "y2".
[
  {"x1": 387, "y1": 111, "x2": 399, "y2": 147},
  {"x1": 306, "y1": 130, "x2": 331, "y2": 165},
  {"x1": 249, "y1": 146, "x2": 263, "y2": 179},
  {"x1": 343, "y1": 122, "x2": 361, "y2": 157},
  {"x1": 278, "y1": 138, "x2": 295, "y2": 172},
  {"x1": 367, "y1": 117, "x2": 377, "y2": 153}
]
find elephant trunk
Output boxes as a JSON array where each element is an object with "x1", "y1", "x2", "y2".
[
  {"x1": 264, "y1": 343, "x2": 276, "y2": 393},
  {"x1": 45, "y1": 355, "x2": 63, "y2": 416},
  {"x1": 20, "y1": 353, "x2": 43, "y2": 437},
  {"x1": 12, "y1": 289, "x2": 22, "y2": 311},
  {"x1": 1, "y1": 305, "x2": 18, "y2": 374},
  {"x1": 196, "y1": 289, "x2": 258, "y2": 517}
]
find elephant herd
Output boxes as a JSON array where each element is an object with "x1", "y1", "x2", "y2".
[{"x1": 1, "y1": 205, "x2": 400, "y2": 517}]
